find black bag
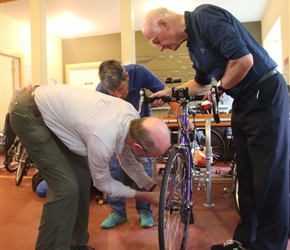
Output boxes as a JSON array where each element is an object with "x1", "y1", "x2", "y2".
[{"x1": 31, "y1": 172, "x2": 44, "y2": 192}]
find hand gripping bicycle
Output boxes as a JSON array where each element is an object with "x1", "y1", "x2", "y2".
[
  {"x1": 152, "y1": 86, "x2": 220, "y2": 250},
  {"x1": 140, "y1": 88, "x2": 224, "y2": 167}
]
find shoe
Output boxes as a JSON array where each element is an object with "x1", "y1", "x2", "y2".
[
  {"x1": 101, "y1": 212, "x2": 127, "y2": 229},
  {"x1": 211, "y1": 239, "x2": 249, "y2": 250},
  {"x1": 71, "y1": 246, "x2": 96, "y2": 250},
  {"x1": 140, "y1": 213, "x2": 154, "y2": 228}
]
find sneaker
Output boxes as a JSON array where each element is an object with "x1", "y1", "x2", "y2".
[
  {"x1": 101, "y1": 213, "x2": 127, "y2": 229},
  {"x1": 211, "y1": 239, "x2": 249, "y2": 250},
  {"x1": 140, "y1": 213, "x2": 154, "y2": 228},
  {"x1": 71, "y1": 246, "x2": 96, "y2": 250}
]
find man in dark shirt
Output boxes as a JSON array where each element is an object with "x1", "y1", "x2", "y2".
[
  {"x1": 96, "y1": 60, "x2": 176, "y2": 229},
  {"x1": 143, "y1": 4, "x2": 289, "y2": 250}
]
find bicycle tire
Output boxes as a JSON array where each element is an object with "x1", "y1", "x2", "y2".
[
  {"x1": 198, "y1": 129, "x2": 225, "y2": 166},
  {"x1": 15, "y1": 149, "x2": 30, "y2": 186},
  {"x1": 4, "y1": 140, "x2": 20, "y2": 173},
  {"x1": 234, "y1": 177, "x2": 240, "y2": 216},
  {"x1": 159, "y1": 147, "x2": 191, "y2": 250},
  {"x1": 232, "y1": 161, "x2": 240, "y2": 216},
  {"x1": 231, "y1": 154, "x2": 240, "y2": 216},
  {"x1": 4, "y1": 155, "x2": 17, "y2": 172}
]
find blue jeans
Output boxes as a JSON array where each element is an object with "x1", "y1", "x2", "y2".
[{"x1": 108, "y1": 153, "x2": 152, "y2": 217}]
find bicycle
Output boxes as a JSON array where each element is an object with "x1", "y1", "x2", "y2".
[
  {"x1": 140, "y1": 86, "x2": 220, "y2": 249},
  {"x1": 15, "y1": 147, "x2": 34, "y2": 186},
  {"x1": 140, "y1": 89, "x2": 225, "y2": 167},
  {"x1": 0, "y1": 130, "x2": 4, "y2": 147},
  {"x1": 219, "y1": 136, "x2": 240, "y2": 216},
  {"x1": 152, "y1": 86, "x2": 220, "y2": 250},
  {"x1": 188, "y1": 99, "x2": 224, "y2": 167},
  {"x1": 231, "y1": 153, "x2": 240, "y2": 215},
  {"x1": 4, "y1": 137, "x2": 24, "y2": 173},
  {"x1": 0, "y1": 130, "x2": 5, "y2": 158}
]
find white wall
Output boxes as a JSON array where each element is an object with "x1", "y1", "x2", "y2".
[
  {"x1": 262, "y1": 0, "x2": 289, "y2": 84},
  {"x1": 47, "y1": 33, "x2": 63, "y2": 85},
  {"x1": 0, "y1": 13, "x2": 63, "y2": 130},
  {"x1": 0, "y1": 14, "x2": 31, "y2": 85}
]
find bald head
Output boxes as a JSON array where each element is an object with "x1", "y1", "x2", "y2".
[
  {"x1": 142, "y1": 8, "x2": 172, "y2": 39},
  {"x1": 143, "y1": 117, "x2": 171, "y2": 156},
  {"x1": 142, "y1": 8, "x2": 187, "y2": 51},
  {"x1": 128, "y1": 117, "x2": 171, "y2": 157}
]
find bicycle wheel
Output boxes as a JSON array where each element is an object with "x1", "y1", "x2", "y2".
[
  {"x1": 198, "y1": 129, "x2": 225, "y2": 166},
  {"x1": 15, "y1": 149, "x2": 30, "y2": 186},
  {"x1": 230, "y1": 153, "x2": 240, "y2": 216},
  {"x1": 4, "y1": 140, "x2": 20, "y2": 172},
  {"x1": 234, "y1": 177, "x2": 240, "y2": 216},
  {"x1": 4, "y1": 154, "x2": 17, "y2": 172},
  {"x1": 159, "y1": 147, "x2": 192, "y2": 250},
  {"x1": 232, "y1": 164, "x2": 240, "y2": 216}
]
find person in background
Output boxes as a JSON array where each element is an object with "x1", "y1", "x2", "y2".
[
  {"x1": 96, "y1": 59, "x2": 177, "y2": 229},
  {"x1": 143, "y1": 4, "x2": 289, "y2": 250},
  {"x1": 10, "y1": 84, "x2": 171, "y2": 250}
]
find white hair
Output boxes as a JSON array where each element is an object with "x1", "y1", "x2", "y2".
[{"x1": 142, "y1": 7, "x2": 176, "y2": 35}]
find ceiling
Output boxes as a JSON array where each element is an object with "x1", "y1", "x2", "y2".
[{"x1": 0, "y1": 0, "x2": 270, "y2": 39}]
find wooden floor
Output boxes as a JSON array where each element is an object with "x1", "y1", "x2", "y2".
[{"x1": 0, "y1": 154, "x2": 289, "y2": 250}]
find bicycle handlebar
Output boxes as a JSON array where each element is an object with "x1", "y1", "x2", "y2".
[
  {"x1": 139, "y1": 87, "x2": 220, "y2": 124},
  {"x1": 144, "y1": 87, "x2": 203, "y2": 103},
  {"x1": 210, "y1": 86, "x2": 220, "y2": 124}
]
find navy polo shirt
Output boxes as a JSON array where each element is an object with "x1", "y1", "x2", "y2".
[
  {"x1": 96, "y1": 64, "x2": 165, "y2": 117},
  {"x1": 185, "y1": 4, "x2": 277, "y2": 97}
]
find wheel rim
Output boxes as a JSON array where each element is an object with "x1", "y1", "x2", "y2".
[{"x1": 159, "y1": 149, "x2": 189, "y2": 250}]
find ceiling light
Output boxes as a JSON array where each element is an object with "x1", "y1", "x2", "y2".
[{"x1": 46, "y1": 12, "x2": 94, "y2": 38}]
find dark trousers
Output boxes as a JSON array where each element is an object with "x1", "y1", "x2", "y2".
[
  {"x1": 10, "y1": 91, "x2": 91, "y2": 250},
  {"x1": 232, "y1": 72, "x2": 289, "y2": 250}
]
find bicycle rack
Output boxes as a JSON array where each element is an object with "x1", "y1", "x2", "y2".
[
  {"x1": 160, "y1": 118, "x2": 216, "y2": 207},
  {"x1": 204, "y1": 118, "x2": 215, "y2": 207},
  {"x1": 159, "y1": 116, "x2": 232, "y2": 208}
]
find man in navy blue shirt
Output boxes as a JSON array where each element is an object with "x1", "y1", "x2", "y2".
[
  {"x1": 143, "y1": 4, "x2": 289, "y2": 250},
  {"x1": 96, "y1": 59, "x2": 176, "y2": 229}
]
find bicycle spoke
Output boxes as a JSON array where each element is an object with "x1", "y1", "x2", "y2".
[
  {"x1": 15, "y1": 149, "x2": 30, "y2": 186},
  {"x1": 159, "y1": 148, "x2": 191, "y2": 250}
]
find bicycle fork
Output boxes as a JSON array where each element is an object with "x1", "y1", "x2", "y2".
[{"x1": 186, "y1": 148, "x2": 194, "y2": 225}]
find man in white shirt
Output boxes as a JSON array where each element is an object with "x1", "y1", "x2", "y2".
[{"x1": 10, "y1": 84, "x2": 171, "y2": 250}]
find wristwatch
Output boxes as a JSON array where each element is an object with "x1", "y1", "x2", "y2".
[{"x1": 217, "y1": 80, "x2": 228, "y2": 93}]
